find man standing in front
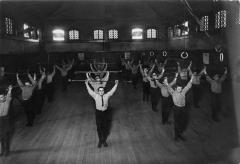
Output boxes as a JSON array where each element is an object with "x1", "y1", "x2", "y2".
[{"x1": 85, "y1": 79, "x2": 118, "y2": 148}]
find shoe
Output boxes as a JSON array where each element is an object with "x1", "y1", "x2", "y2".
[
  {"x1": 97, "y1": 142, "x2": 102, "y2": 148},
  {"x1": 103, "y1": 142, "x2": 108, "y2": 147}
]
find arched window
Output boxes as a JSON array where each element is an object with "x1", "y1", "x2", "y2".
[
  {"x1": 94, "y1": 30, "x2": 103, "y2": 40},
  {"x1": 52, "y1": 29, "x2": 65, "y2": 41},
  {"x1": 168, "y1": 27, "x2": 173, "y2": 38},
  {"x1": 181, "y1": 21, "x2": 189, "y2": 36},
  {"x1": 200, "y1": 16, "x2": 209, "y2": 31},
  {"x1": 24, "y1": 23, "x2": 30, "y2": 38},
  {"x1": 69, "y1": 29, "x2": 79, "y2": 40},
  {"x1": 132, "y1": 28, "x2": 143, "y2": 40},
  {"x1": 5, "y1": 17, "x2": 14, "y2": 35},
  {"x1": 147, "y1": 28, "x2": 157, "y2": 38},
  {"x1": 215, "y1": 10, "x2": 227, "y2": 29},
  {"x1": 108, "y1": 29, "x2": 118, "y2": 39}
]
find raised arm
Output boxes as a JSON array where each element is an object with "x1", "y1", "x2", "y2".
[
  {"x1": 220, "y1": 67, "x2": 227, "y2": 82},
  {"x1": 85, "y1": 80, "x2": 96, "y2": 98},
  {"x1": 169, "y1": 73, "x2": 178, "y2": 86},
  {"x1": 28, "y1": 73, "x2": 37, "y2": 85},
  {"x1": 156, "y1": 79, "x2": 163, "y2": 88},
  {"x1": 157, "y1": 67, "x2": 165, "y2": 79},
  {"x1": 139, "y1": 63, "x2": 144, "y2": 76},
  {"x1": 86, "y1": 72, "x2": 95, "y2": 81},
  {"x1": 182, "y1": 76, "x2": 193, "y2": 95},
  {"x1": 6, "y1": 85, "x2": 13, "y2": 102},
  {"x1": 102, "y1": 71, "x2": 110, "y2": 81},
  {"x1": 103, "y1": 63, "x2": 108, "y2": 72},
  {"x1": 163, "y1": 78, "x2": 174, "y2": 95},
  {"x1": 188, "y1": 67, "x2": 193, "y2": 76},
  {"x1": 204, "y1": 67, "x2": 213, "y2": 82},
  {"x1": 90, "y1": 63, "x2": 96, "y2": 72},
  {"x1": 55, "y1": 65, "x2": 62, "y2": 72},
  {"x1": 16, "y1": 73, "x2": 23, "y2": 87},
  {"x1": 163, "y1": 59, "x2": 168, "y2": 67},
  {"x1": 38, "y1": 72, "x2": 46, "y2": 90},
  {"x1": 148, "y1": 64, "x2": 155, "y2": 76},
  {"x1": 198, "y1": 66, "x2": 205, "y2": 77},
  {"x1": 51, "y1": 66, "x2": 56, "y2": 77},
  {"x1": 106, "y1": 80, "x2": 119, "y2": 97},
  {"x1": 187, "y1": 60, "x2": 192, "y2": 71},
  {"x1": 66, "y1": 59, "x2": 74, "y2": 71},
  {"x1": 177, "y1": 62, "x2": 181, "y2": 73}
]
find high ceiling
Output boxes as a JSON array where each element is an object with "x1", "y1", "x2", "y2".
[{"x1": 1, "y1": 0, "x2": 216, "y2": 25}]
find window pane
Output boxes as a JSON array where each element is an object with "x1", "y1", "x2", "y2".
[
  {"x1": 99, "y1": 30, "x2": 103, "y2": 39},
  {"x1": 132, "y1": 28, "x2": 143, "y2": 40},
  {"x1": 94, "y1": 30, "x2": 99, "y2": 39},
  {"x1": 147, "y1": 29, "x2": 151, "y2": 38},
  {"x1": 5, "y1": 17, "x2": 13, "y2": 35},
  {"x1": 94, "y1": 30, "x2": 103, "y2": 40},
  {"x1": 109, "y1": 30, "x2": 113, "y2": 39},
  {"x1": 69, "y1": 30, "x2": 79, "y2": 40},
  {"x1": 113, "y1": 30, "x2": 118, "y2": 39},
  {"x1": 53, "y1": 29, "x2": 65, "y2": 41}
]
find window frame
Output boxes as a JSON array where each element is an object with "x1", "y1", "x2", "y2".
[
  {"x1": 146, "y1": 28, "x2": 157, "y2": 39},
  {"x1": 108, "y1": 29, "x2": 118, "y2": 40},
  {"x1": 68, "y1": 29, "x2": 80, "y2": 40},
  {"x1": 93, "y1": 29, "x2": 104, "y2": 40}
]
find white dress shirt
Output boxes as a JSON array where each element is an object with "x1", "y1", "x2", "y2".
[
  {"x1": 167, "y1": 81, "x2": 192, "y2": 107},
  {"x1": 86, "y1": 82, "x2": 118, "y2": 111},
  {"x1": 0, "y1": 90, "x2": 12, "y2": 116}
]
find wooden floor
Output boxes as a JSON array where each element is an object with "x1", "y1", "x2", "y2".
[{"x1": 0, "y1": 82, "x2": 238, "y2": 164}]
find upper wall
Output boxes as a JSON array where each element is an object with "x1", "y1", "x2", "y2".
[{"x1": 0, "y1": 38, "x2": 39, "y2": 54}]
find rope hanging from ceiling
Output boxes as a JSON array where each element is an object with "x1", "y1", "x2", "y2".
[{"x1": 180, "y1": 0, "x2": 223, "y2": 53}]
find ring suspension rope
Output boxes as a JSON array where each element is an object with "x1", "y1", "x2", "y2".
[
  {"x1": 181, "y1": 4, "x2": 188, "y2": 60},
  {"x1": 180, "y1": 0, "x2": 222, "y2": 51}
]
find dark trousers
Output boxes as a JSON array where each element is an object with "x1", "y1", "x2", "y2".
[
  {"x1": 173, "y1": 106, "x2": 189, "y2": 138},
  {"x1": 22, "y1": 99, "x2": 35, "y2": 126},
  {"x1": 62, "y1": 76, "x2": 68, "y2": 91},
  {"x1": 125, "y1": 69, "x2": 131, "y2": 81},
  {"x1": 211, "y1": 92, "x2": 221, "y2": 120},
  {"x1": 34, "y1": 89, "x2": 45, "y2": 114},
  {"x1": 150, "y1": 87, "x2": 159, "y2": 111},
  {"x1": 95, "y1": 109, "x2": 110, "y2": 143},
  {"x1": 0, "y1": 116, "x2": 10, "y2": 155},
  {"x1": 142, "y1": 81, "x2": 150, "y2": 101},
  {"x1": 162, "y1": 96, "x2": 173, "y2": 124},
  {"x1": 46, "y1": 82, "x2": 54, "y2": 102},
  {"x1": 192, "y1": 84, "x2": 201, "y2": 107},
  {"x1": 0, "y1": 133, "x2": 10, "y2": 155},
  {"x1": 132, "y1": 74, "x2": 138, "y2": 89}
]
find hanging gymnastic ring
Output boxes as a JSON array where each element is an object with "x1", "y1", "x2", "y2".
[
  {"x1": 181, "y1": 51, "x2": 188, "y2": 59},
  {"x1": 150, "y1": 51, "x2": 155, "y2": 56},
  {"x1": 219, "y1": 52, "x2": 224, "y2": 62},
  {"x1": 162, "y1": 51, "x2": 167, "y2": 57}
]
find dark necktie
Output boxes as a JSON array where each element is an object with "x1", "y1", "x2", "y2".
[
  {"x1": 153, "y1": 79, "x2": 156, "y2": 87},
  {"x1": 101, "y1": 95, "x2": 104, "y2": 106}
]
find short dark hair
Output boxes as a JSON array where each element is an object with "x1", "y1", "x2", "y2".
[{"x1": 98, "y1": 87, "x2": 104, "y2": 92}]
